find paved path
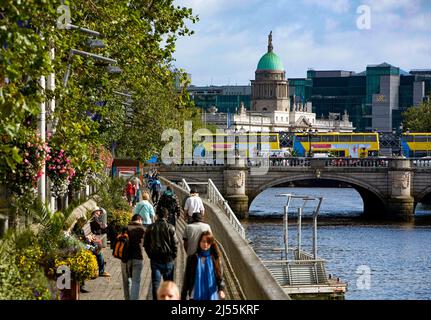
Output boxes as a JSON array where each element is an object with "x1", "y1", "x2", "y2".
[
  {"x1": 81, "y1": 217, "x2": 187, "y2": 300},
  {"x1": 80, "y1": 215, "x2": 245, "y2": 300}
]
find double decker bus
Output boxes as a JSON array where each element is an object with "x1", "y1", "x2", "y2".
[
  {"x1": 194, "y1": 132, "x2": 280, "y2": 161},
  {"x1": 400, "y1": 133, "x2": 431, "y2": 157},
  {"x1": 292, "y1": 132, "x2": 380, "y2": 158}
]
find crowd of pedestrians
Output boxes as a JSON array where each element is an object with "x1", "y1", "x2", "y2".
[{"x1": 112, "y1": 170, "x2": 226, "y2": 300}]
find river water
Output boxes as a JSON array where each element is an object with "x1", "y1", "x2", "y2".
[{"x1": 245, "y1": 187, "x2": 431, "y2": 300}]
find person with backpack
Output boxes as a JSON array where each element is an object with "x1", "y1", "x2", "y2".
[
  {"x1": 150, "y1": 178, "x2": 162, "y2": 205},
  {"x1": 157, "y1": 186, "x2": 182, "y2": 227},
  {"x1": 117, "y1": 214, "x2": 145, "y2": 300},
  {"x1": 144, "y1": 207, "x2": 178, "y2": 300}
]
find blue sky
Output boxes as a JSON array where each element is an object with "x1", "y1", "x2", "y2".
[{"x1": 173, "y1": 0, "x2": 431, "y2": 86}]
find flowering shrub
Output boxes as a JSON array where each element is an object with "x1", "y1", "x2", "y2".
[
  {"x1": 55, "y1": 249, "x2": 98, "y2": 282},
  {"x1": 46, "y1": 146, "x2": 75, "y2": 198},
  {"x1": 6, "y1": 134, "x2": 50, "y2": 196},
  {"x1": 99, "y1": 146, "x2": 113, "y2": 169}
]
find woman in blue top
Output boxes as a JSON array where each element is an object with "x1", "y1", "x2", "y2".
[
  {"x1": 133, "y1": 192, "x2": 155, "y2": 229},
  {"x1": 181, "y1": 231, "x2": 226, "y2": 300}
]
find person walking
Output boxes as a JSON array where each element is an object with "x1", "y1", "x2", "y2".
[
  {"x1": 150, "y1": 178, "x2": 162, "y2": 205},
  {"x1": 121, "y1": 214, "x2": 145, "y2": 300},
  {"x1": 181, "y1": 231, "x2": 226, "y2": 300},
  {"x1": 125, "y1": 181, "x2": 136, "y2": 206},
  {"x1": 132, "y1": 175, "x2": 142, "y2": 205},
  {"x1": 183, "y1": 212, "x2": 212, "y2": 256},
  {"x1": 133, "y1": 192, "x2": 155, "y2": 230},
  {"x1": 157, "y1": 186, "x2": 182, "y2": 227},
  {"x1": 144, "y1": 207, "x2": 179, "y2": 300},
  {"x1": 184, "y1": 188, "x2": 205, "y2": 224}
]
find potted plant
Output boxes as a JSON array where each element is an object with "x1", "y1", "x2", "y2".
[{"x1": 54, "y1": 248, "x2": 98, "y2": 300}]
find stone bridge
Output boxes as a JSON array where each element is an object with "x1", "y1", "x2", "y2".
[{"x1": 155, "y1": 157, "x2": 431, "y2": 222}]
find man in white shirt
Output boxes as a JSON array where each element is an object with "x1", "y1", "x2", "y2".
[
  {"x1": 183, "y1": 188, "x2": 205, "y2": 224},
  {"x1": 182, "y1": 212, "x2": 212, "y2": 256}
]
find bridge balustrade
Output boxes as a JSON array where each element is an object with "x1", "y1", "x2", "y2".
[
  {"x1": 412, "y1": 158, "x2": 431, "y2": 167},
  {"x1": 325, "y1": 158, "x2": 389, "y2": 168}
]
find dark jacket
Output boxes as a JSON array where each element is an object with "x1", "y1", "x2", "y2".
[
  {"x1": 157, "y1": 193, "x2": 181, "y2": 225},
  {"x1": 144, "y1": 219, "x2": 178, "y2": 263},
  {"x1": 126, "y1": 221, "x2": 145, "y2": 260},
  {"x1": 90, "y1": 217, "x2": 107, "y2": 235},
  {"x1": 181, "y1": 253, "x2": 225, "y2": 300}
]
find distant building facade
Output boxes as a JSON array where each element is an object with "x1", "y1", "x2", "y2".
[
  {"x1": 187, "y1": 34, "x2": 431, "y2": 134},
  {"x1": 202, "y1": 32, "x2": 354, "y2": 133}
]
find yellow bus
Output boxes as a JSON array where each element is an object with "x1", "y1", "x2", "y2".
[
  {"x1": 293, "y1": 132, "x2": 380, "y2": 158},
  {"x1": 401, "y1": 133, "x2": 431, "y2": 157},
  {"x1": 194, "y1": 132, "x2": 280, "y2": 160}
]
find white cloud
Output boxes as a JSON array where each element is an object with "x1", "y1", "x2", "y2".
[
  {"x1": 303, "y1": 0, "x2": 350, "y2": 14},
  {"x1": 325, "y1": 18, "x2": 339, "y2": 31},
  {"x1": 173, "y1": 0, "x2": 431, "y2": 85},
  {"x1": 363, "y1": 0, "x2": 422, "y2": 13}
]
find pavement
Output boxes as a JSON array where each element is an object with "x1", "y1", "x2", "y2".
[
  {"x1": 80, "y1": 218, "x2": 187, "y2": 300},
  {"x1": 80, "y1": 215, "x2": 244, "y2": 300}
]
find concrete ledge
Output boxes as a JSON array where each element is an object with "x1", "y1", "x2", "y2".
[
  {"x1": 66, "y1": 199, "x2": 98, "y2": 232},
  {"x1": 160, "y1": 176, "x2": 289, "y2": 300}
]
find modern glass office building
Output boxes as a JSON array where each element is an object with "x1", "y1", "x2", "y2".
[
  {"x1": 187, "y1": 63, "x2": 431, "y2": 133},
  {"x1": 187, "y1": 85, "x2": 251, "y2": 114},
  {"x1": 298, "y1": 64, "x2": 431, "y2": 132}
]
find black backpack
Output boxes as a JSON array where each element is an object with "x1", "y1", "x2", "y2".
[{"x1": 113, "y1": 230, "x2": 129, "y2": 263}]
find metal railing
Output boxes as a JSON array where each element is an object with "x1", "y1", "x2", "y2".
[
  {"x1": 207, "y1": 179, "x2": 246, "y2": 239},
  {"x1": 180, "y1": 178, "x2": 191, "y2": 192}
]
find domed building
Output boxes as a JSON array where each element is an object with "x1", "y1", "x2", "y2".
[
  {"x1": 251, "y1": 31, "x2": 290, "y2": 112},
  {"x1": 204, "y1": 32, "x2": 354, "y2": 133}
]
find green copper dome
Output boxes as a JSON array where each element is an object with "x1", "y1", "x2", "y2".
[{"x1": 257, "y1": 52, "x2": 285, "y2": 71}]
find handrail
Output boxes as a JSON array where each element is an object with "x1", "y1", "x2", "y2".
[
  {"x1": 180, "y1": 178, "x2": 191, "y2": 192},
  {"x1": 207, "y1": 179, "x2": 246, "y2": 239}
]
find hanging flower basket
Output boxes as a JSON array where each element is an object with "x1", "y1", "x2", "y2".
[
  {"x1": 46, "y1": 146, "x2": 75, "y2": 198},
  {"x1": 6, "y1": 133, "x2": 50, "y2": 197}
]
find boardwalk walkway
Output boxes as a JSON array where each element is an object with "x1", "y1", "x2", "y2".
[{"x1": 81, "y1": 215, "x2": 245, "y2": 300}]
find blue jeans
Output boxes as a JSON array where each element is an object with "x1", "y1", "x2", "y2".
[
  {"x1": 121, "y1": 259, "x2": 144, "y2": 300},
  {"x1": 150, "y1": 260, "x2": 175, "y2": 300},
  {"x1": 95, "y1": 252, "x2": 105, "y2": 274}
]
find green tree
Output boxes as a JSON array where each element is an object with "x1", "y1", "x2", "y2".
[
  {"x1": 1, "y1": 0, "x2": 202, "y2": 193},
  {"x1": 402, "y1": 97, "x2": 431, "y2": 132}
]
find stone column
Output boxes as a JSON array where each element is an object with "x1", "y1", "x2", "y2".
[
  {"x1": 387, "y1": 158, "x2": 414, "y2": 222},
  {"x1": 224, "y1": 158, "x2": 249, "y2": 219}
]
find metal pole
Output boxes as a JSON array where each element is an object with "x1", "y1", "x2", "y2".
[
  {"x1": 313, "y1": 213, "x2": 318, "y2": 259},
  {"x1": 284, "y1": 204, "x2": 289, "y2": 260},
  {"x1": 313, "y1": 197, "x2": 322, "y2": 259},
  {"x1": 297, "y1": 207, "x2": 302, "y2": 254},
  {"x1": 38, "y1": 76, "x2": 46, "y2": 204},
  {"x1": 47, "y1": 46, "x2": 56, "y2": 212}
]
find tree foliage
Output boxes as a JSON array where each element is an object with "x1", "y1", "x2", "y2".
[
  {"x1": 402, "y1": 97, "x2": 431, "y2": 132},
  {"x1": 1, "y1": 0, "x2": 202, "y2": 187}
]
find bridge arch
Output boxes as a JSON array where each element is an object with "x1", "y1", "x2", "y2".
[
  {"x1": 249, "y1": 173, "x2": 387, "y2": 218},
  {"x1": 415, "y1": 186, "x2": 431, "y2": 205}
]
